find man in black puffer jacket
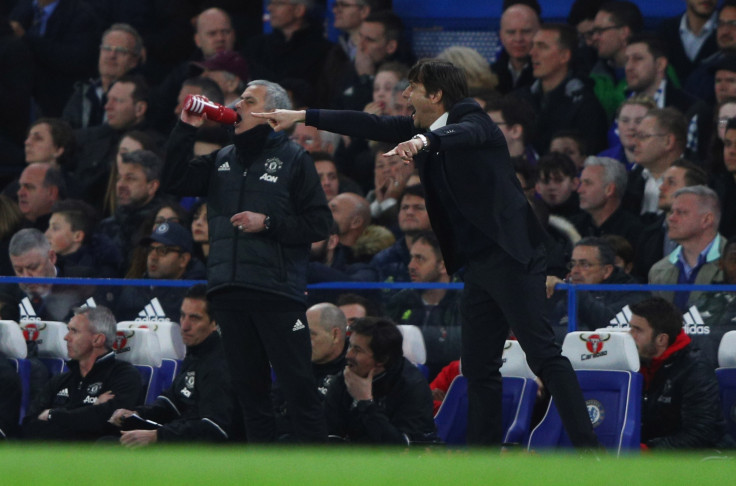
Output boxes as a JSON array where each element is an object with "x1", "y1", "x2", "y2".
[
  {"x1": 630, "y1": 298, "x2": 733, "y2": 450},
  {"x1": 162, "y1": 80, "x2": 332, "y2": 443}
]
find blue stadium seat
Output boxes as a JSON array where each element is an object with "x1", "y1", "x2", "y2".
[
  {"x1": 433, "y1": 374, "x2": 468, "y2": 445},
  {"x1": 39, "y1": 357, "x2": 68, "y2": 377},
  {"x1": 159, "y1": 358, "x2": 180, "y2": 392},
  {"x1": 716, "y1": 331, "x2": 736, "y2": 440},
  {"x1": 0, "y1": 320, "x2": 30, "y2": 422},
  {"x1": 113, "y1": 325, "x2": 163, "y2": 405},
  {"x1": 7, "y1": 358, "x2": 31, "y2": 423},
  {"x1": 527, "y1": 331, "x2": 642, "y2": 456}
]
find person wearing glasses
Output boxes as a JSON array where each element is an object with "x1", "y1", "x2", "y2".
[
  {"x1": 546, "y1": 237, "x2": 648, "y2": 338},
  {"x1": 684, "y1": 1, "x2": 736, "y2": 105},
  {"x1": 657, "y1": 0, "x2": 719, "y2": 83},
  {"x1": 589, "y1": 1, "x2": 643, "y2": 120},
  {"x1": 114, "y1": 221, "x2": 204, "y2": 323},
  {"x1": 62, "y1": 23, "x2": 145, "y2": 130},
  {"x1": 625, "y1": 108, "x2": 688, "y2": 220}
]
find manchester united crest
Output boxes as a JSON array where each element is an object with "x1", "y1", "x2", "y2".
[{"x1": 264, "y1": 158, "x2": 283, "y2": 174}]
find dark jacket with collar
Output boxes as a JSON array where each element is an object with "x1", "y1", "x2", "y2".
[
  {"x1": 163, "y1": 121, "x2": 332, "y2": 303},
  {"x1": 491, "y1": 50, "x2": 534, "y2": 94},
  {"x1": 325, "y1": 357, "x2": 438, "y2": 444},
  {"x1": 307, "y1": 99, "x2": 544, "y2": 273},
  {"x1": 22, "y1": 351, "x2": 141, "y2": 440},
  {"x1": 657, "y1": 14, "x2": 719, "y2": 83},
  {"x1": 640, "y1": 333, "x2": 729, "y2": 449},
  {"x1": 132, "y1": 331, "x2": 232, "y2": 442},
  {"x1": 571, "y1": 205, "x2": 645, "y2": 253}
]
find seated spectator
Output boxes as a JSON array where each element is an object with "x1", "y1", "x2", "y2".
[
  {"x1": 519, "y1": 23, "x2": 608, "y2": 154},
  {"x1": 546, "y1": 237, "x2": 648, "y2": 335},
  {"x1": 630, "y1": 298, "x2": 731, "y2": 450},
  {"x1": 115, "y1": 222, "x2": 205, "y2": 322},
  {"x1": 705, "y1": 97, "x2": 736, "y2": 178},
  {"x1": 352, "y1": 224, "x2": 395, "y2": 263},
  {"x1": 324, "y1": 317, "x2": 438, "y2": 444},
  {"x1": 190, "y1": 200, "x2": 209, "y2": 263},
  {"x1": 690, "y1": 236, "x2": 736, "y2": 368},
  {"x1": 336, "y1": 293, "x2": 382, "y2": 328},
  {"x1": 45, "y1": 199, "x2": 122, "y2": 279},
  {"x1": 8, "y1": 228, "x2": 92, "y2": 322},
  {"x1": 624, "y1": 107, "x2": 688, "y2": 221},
  {"x1": 329, "y1": 192, "x2": 371, "y2": 264},
  {"x1": 599, "y1": 95, "x2": 656, "y2": 170},
  {"x1": 62, "y1": 23, "x2": 145, "y2": 130},
  {"x1": 22, "y1": 306, "x2": 141, "y2": 441},
  {"x1": 386, "y1": 231, "x2": 462, "y2": 380},
  {"x1": 602, "y1": 234, "x2": 635, "y2": 275},
  {"x1": 371, "y1": 185, "x2": 431, "y2": 284},
  {"x1": 649, "y1": 186, "x2": 725, "y2": 311},
  {"x1": 635, "y1": 159, "x2": 707, "y2": 279},
  {"x1": 98, "y1": 150, "x2": 166, "y2": 268},
  {"x1": 194, "y1": 50, "x2": 250, "y2": 107},
  {"x1": 73, "y1": 74, "x2": 160, "y2": 206},
  {"x1": 486, "y1": 94, "x2": 538, "y2": 165},
  {"x1": 17, "y1": 163, "x2": 65, "y2": 231},
  {"x1": 549, "y1": 130, "x2": 588, "y2": 171},
  {"x1": 108, "y1": 284, "x2": 231, "y2": 446},
  {"x1": 573, "y1": 156, "x2": 644, "y2": 249},
  {"x1": 312, "y1": 153, "x2": 362, "y2": 202},
  {"x1": 363, "y1": 61, "x2": 409, "y2": 116},
  {"x1": 291, "y1": 125, "x2": 341, "y2": 156},
  {"x1": 712, "y1": 117, "x2": 736, "y2": 238},
  {"x1": 366, "y1": 143, "x2": 415, "y2": 230},
  {"x1": 535, "y1": 152, "x2": 584, "y2": 221},
  {"x1": 491, "y1": 3, "x2": 539, "y2": 94},
  {"x1": 274, "y1": 302, "x2": 348, "y2": 438},
  {"x1": 436, "y1": 46, "x2": 497, "y2": 99},
  {"x1": 0, "y1": 194, "x2": 23, "y2": 276}
]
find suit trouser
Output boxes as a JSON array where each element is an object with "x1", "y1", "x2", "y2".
[
  {"x1": 213, "y1": 305, "x2": 327, "y2": 443},
  {"x1": 460, "y1": 246, "x2": 599, "y2": 448}
]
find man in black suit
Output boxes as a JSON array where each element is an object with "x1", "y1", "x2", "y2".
[{"x1": 253, "y1": 59, "x2": 600, "y2": 449}]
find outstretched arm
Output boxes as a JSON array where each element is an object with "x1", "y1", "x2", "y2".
[{"x1": 252, "y1": 110, "x2": 307, "y2": 132}]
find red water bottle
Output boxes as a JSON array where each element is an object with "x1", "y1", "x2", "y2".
[{"x1": 183, "y1": 95, "x2": 241, "y2": 125}]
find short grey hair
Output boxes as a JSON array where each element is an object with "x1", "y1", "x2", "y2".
[
  {"x1": 319, "y1": 129, "x2": 342, "y2": 155},
  {"x1": 673, "y1": 185, "x2": 721, "y2": 226},
  {"x1": 74, "y1": 306, "x2": 118, "y2": 350},
  {"x1": 121, "y1": 150, "x2": 163, "y2": 182},
  {"x1": 102, "y1": 23, "x2": 144, "y2": 58},
  {"x1": 247, "y1": 80, "x2": 292, "y2": 111},
  {"x1": 9, "y1": 228, "x2": 50, "y2": 257},
  {"x1": 583, "y1": 156, "x2": 628, "y2": 200},
  {"x1": 311, "y1": 302, "x2": 347, "y2": 336}
]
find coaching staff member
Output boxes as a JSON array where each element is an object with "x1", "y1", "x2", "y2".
[
  {"x1": 254, "y1": 59, "x2": 600, "y2": 448},
  {"x1": 162, "y1": 80, "x2": 332, "y2": 443}
]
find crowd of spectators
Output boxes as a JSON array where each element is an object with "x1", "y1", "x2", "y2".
[{"x1": 1, "y1": 0, "x2": 736, "y2": 449}]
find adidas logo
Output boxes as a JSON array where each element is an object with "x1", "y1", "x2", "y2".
[
  {"x1": 292, "y1": 319, "x2": 305, "y2": 332},
  {"x1": 683, "y1": 306, "x2": 710, "y2": 335},
  {"x1": 218, "y1": 161, "x2": 231, "y2": 172},
  {"x1": 136, "y1": 298, "x2": 170, "y2": 322},
  {"x1": 57, "y1": 388, "x2": 69, "y2": 398},
  {"x1": 79, "y1": 297, "x2": 97, "y2": 310},
  {"x1": 19, "y1": 297, "x2": 40, "y2": 320},
  {"x1": 607, "y1": 305, "x2": 632, "y2": 328}
]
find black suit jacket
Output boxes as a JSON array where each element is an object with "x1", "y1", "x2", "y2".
[
  {"x1": 307, "y1": 99, "x2": 544, "y2": 273},
  {"x1": 658, "y1": 15, "x2": 718, "y2": 82}
]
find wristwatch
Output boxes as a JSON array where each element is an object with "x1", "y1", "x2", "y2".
[
  {"x1": 263, "y1": 215, "x2": 272, "y2": 230},
  {"x1": 412, "y1": 134, "x2": 430, "y2": 152}
]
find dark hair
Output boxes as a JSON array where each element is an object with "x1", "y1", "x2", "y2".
[
  {"x1": 350, "y1": 317, "x2": 403, "y2": 368},
  {"x1": 400, "y1": 183, "x2": 425, "y2": 203},
  {"x1": 50, "y1": 199, "x2": 99, "y2": 245},
  {"x1": 567, "y1": 0, "x2": 604, "y2": 25},
  {"x1": 184, "y1": 283, "x2": 211, "y2": 318},
  {"x1": 120, "y1": 150, "x2": 163, "y2": 182},
  {"x1": 599, "y1": 1, "x2": 644, "y2": 34},
  {"x1": 513, "y1": 155, "x2": 537, "y2": 189},
  {"x1": 670, "y1": 158, "x2": 707, "y2": 186},
  {"x1": 626, "y1": 33, "x2": 668, "y2": 60},
  {"x1": 503, "y1": 0, "x2": 541, "y2": 16},
  {"x1": 724, "y1": 235, "x2": 736, "y2": 257},
  {"x1": 364, "y1": 10, "x2": 404, "y2": 42},
  {"x1": 539, "y1": 23, "x2": 578, "y2": 53},
  {"x1": 408, "y1": 59, "x2": 469, "y2": 111},
  {"x1": 30, "y1": 118, "x2": 75, "y2": 165},
  {"x1": 336, "y1": 293, "x2": 382, "y2": 317},
  {"x1": 601, "y1": 234, "x2": 634, "y2": 267},
  {"x1": 42, "y1": 165, "x2": 67, "y2": 199},
  {"x1": 310, "y1": 151, "x2": 334, "y2": 164},
  {"x1": 537, "y1": 152, "x2": 578, "y2": 181},
  {"x1": 645, "y1": 107, "x2": 688, "y2": 153},
  {"x1": 550, "y1": 129, "x2": 588, "y2": 157},
  {"x1": 183, "y1": 76, "x2": 224, "y2": 105},
  {"x1": 485, "y1": 94, "x2": 536, "y2": 144},
  {"x1": 575, "y1": 236, "x2": 616, "y2": 266},
  {"x1": 629, "y1": 297, "x2": 683, "y2": 346},
  {"x1": 111, "y1": 74, "x2": 150, "y2": 104},
  {"x1": 412, "y1": 229, "x2": 441, "y2": 259}
]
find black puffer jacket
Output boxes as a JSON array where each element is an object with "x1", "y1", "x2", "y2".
[{"x1": 163, "y1": 121, "x2": 332, "y2": 303}]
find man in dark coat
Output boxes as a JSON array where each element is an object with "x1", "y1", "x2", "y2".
[{"x1": 254, "y1": 58, "x2": 600, "y2": 449}]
